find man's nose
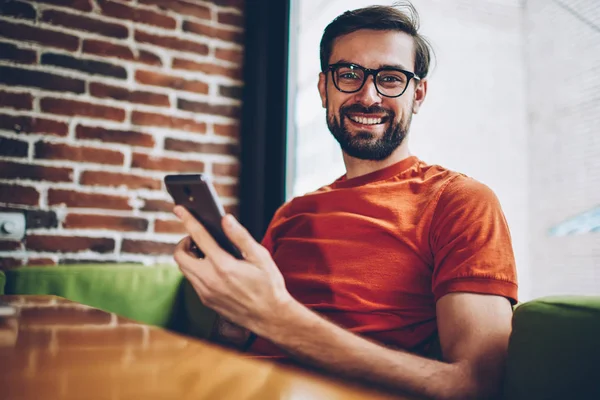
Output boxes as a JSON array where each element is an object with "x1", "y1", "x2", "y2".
[{"x1": 353, "y1": 75, "x2": 382, "y2": 106}]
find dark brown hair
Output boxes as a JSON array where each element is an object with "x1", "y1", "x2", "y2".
[{"x1": 319, "y1": 2, "x2": 434, "y2": 79}]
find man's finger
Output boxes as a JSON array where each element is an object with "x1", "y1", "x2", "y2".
[
  {"x1": 174, "y1": 206, "x2": 230, "y2": 264},
  {"x1": 222, "y1": 214, "x2": 269, "y2": 265},
  {"x1": 175, "y1": 236, "x2": 193, "y2": 256},
  {"x1": 173, "y1": 239, "x2": 218, "y2": 301}
]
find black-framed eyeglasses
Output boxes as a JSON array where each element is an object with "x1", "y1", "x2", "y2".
[{"x1": 327, "y1": 63, "x2": 420, "y2": 98}]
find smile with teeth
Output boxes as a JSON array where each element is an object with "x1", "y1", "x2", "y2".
[{"x1": 348, "y1": 115, "x2": 385, "y2": 125}]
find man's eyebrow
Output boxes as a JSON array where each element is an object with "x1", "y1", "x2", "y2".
[
  {"x1": 333, "y1": 59, "x2": 409, "y2": 70},
  {"x1": 379, "y1": 63, "x2": 408, "y2": 70}
]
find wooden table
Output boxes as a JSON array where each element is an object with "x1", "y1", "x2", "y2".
[{"x1": 0, "y1": 295, "x2": 400, "y2": 400}]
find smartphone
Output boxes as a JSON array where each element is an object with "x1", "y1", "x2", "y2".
[{"x1": 164, "y1": 174, "x2": 243, "y2": 259}]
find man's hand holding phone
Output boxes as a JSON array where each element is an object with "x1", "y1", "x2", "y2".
[{"x1": 172, "y1": 205, "x2": 298, "y2": 347}]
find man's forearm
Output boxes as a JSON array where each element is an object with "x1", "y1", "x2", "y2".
[{"x1": 255, "y1": 302, "x2": 481, "y2": 400}]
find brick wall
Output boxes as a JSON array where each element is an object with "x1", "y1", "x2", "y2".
[{"x1": 0, "y1": 0, "x2": 244, "y2": 268}]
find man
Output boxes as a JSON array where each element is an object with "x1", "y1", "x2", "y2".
[{"x1": 173, "y1": 3, "x2": 518, "y2": 399}]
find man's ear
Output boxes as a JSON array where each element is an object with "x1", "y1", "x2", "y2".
[
  {"x1": 412, "y1": 78, "x2": 427, "y2": 114},
  {"x1": 318, "y1": 72, "x2": 327, "y2": 108}
]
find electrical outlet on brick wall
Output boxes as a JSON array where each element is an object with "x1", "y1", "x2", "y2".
[{"x1": 0, "y1": 212, "x2": 26, "y2": 241}]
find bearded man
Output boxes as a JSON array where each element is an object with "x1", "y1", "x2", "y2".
[{"x1": 173, "y1": 3, "x2": 518, "y2": 399}]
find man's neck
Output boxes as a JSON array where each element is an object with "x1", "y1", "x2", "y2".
[{"x1": 342, "y1": 143, "x2": 411, "y2": 180}]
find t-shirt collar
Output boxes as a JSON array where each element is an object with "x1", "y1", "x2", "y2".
[{"x1": 332, "y1": 155, "x2": 419, "y2": 189}]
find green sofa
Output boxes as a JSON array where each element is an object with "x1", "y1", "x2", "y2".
[
  {"x1": 1, "y1": 264, "x2": 599, "y2": 399},
  {"x1": 0, "y1": 264, "x2": 217, "y2": 340}
]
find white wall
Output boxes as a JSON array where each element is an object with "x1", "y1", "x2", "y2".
[
  {"x1": 526, "y1": 0, "x2": 600, "y2": 297},
  {"x1": 288, "y1": 0, "x2": 532, "y2": 299}
]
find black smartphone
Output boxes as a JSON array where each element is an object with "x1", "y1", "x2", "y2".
[{"x1": 164, "y1": 174, "x2": 243, "y2": 259}]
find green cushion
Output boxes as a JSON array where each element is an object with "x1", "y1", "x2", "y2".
[
  {"x1": 4, "y1": 264, "x2": 217, "y2": 339},
  {"x1": 4, "y1": 264, "x2": 185, "y2": 328},
  {"x1": 504, "y1": 296, "x2": 600, "y2": 399},
  {"x1": 181, "y1": 278, "x2": 218, "y2": 340},
  {"x1": 0, "y1": 270, "x2": 5, "y2": 295}
]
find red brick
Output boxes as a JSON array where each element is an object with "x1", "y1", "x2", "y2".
[
  {"x1": 0, "y1": 184, "x2": 39, "y2": 206},
  {"x1": 63, "y1": 214, "x2": 148, "y2": 232},
  {"x1": 35, "y1": 0, "x2": 92, "y2": 12},
  {"x1": 138, "y1": 0, "x2": 210, "y2": 20},
  {"x1": 48, "y1": 189, "x2": 131, "y2": 210},
  {"x1": 121, "y1": 240, "x2": 175, "y2": 255},
  {"x1": 154, "y1": 219, "x2": 185, "y2": 234},
  {"x1": 134, "y1": 30, "x2": 209, "y2": 55},
  {"x1": 214, "y1": 182, "x2": 238, "y2": 198},
  {"x1": 98, "y1": 0, "x2": 176, "y2": 29},
  {"x1": 75, "y1": 125, "x2": 155, "y2": 148},
  {"x1": 224, "y1": 204, "x2": 239, "y2": 218},
  {"x1": 89, "y1": 82, "x2": 170, "y2": 107},
  {"x1": 0, "y1": 137, "x2": 28, "y2": 157},
  {"x1": 82, "y1": 40, "x2": 162, "y2": 66},
  {"x1": 213, "y1": 123, "x2": 239, "y2": 138},
  {"x1": 213, "y1": 162, "x2": 239, "y2": 177},
  {"x1": 0, "y1": 66, "x2": 85, "y2": 94},
  {"x1": 42, "y1": 52, "x2": 127, "y2": 79},
  {"x1": 217, "y1": 11, "x2": 244, "y2": 27},
  {"x1": 131, "y1": 153, "x2": 204, "y2": 173},
  {"x1": 172, "y1": 58, "x2": 242, "y2": 80},
  {"x1": 0, "y1": 114, "x2": 68, "y2": 136},
  {"x1": 141, "y1": 199, "x2": 174, "y2": 212},
  {"x1": 41, "y1": 9, "x2": 128, "y2": 39},
  {"x1": 135, "y1": 70, "x2": 209, "y2": 94},
  {"x1": 40, "y1": 98, "x2": 125, "y2": 122},
  {"x1": 26, "y1": 258, "x2": 56, "y2": 266},
  {"x1": 215, "y1": 0, "x2": 244, "y2": 10},
  {"x1": 35, "y1": 142, "x2": 124, "y2": 166},
  {"x1": 0, "y1": 258, "x2": 23, "y2": 270},
  {"x1": 0, "y1": 241, "x2": 22, "y2": 251},
  {"x1": 80, "y1": 171, "x2": 161, "y2": 190},
  {"x1": 183, "y1": 21, "x2": 243, "y2": 44},
  {"x1": 0, "y1": 161, "x2": 73, "y2": 182},
  {"x1": 0, "y1": 90, "x2": 32, "y2": 110},
  {"x1": 25, "y1": 210, "x2": 58, "y2": 230},
  {"x1": 0, "y1": 42, "x2": 36, "y2": 64},
  {"x1": 219, "y1": 84, "x2": 243, "y2": 100},
  {"x1": 164, "y1": 138, "x2": 238, "y2": 155},
  {"x1": 0, "y1": 20, "x2": 79, "y2": 51},
  {"x1": 177, "y1": 99, "x2": 240, "y2": 119},
  {"x1": 131, "y1": 111, "x2": 206, "y2": 133},
  {"x1": 0, "y1": 1, "x2": 36, "y2": 20},
  {"x1": 215, "y1": 47, "x2": 243, "y2": 64}
]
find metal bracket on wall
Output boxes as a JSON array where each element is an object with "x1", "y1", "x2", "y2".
[{"x1": 0, "y1": 212, "x2": 26, "y2": 241}]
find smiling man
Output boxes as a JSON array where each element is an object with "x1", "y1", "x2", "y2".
[{"x1": 173, "y1": 3, "x2": 518, "y2": 400}]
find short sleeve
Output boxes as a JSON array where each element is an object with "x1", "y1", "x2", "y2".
[
  {"x1": 260, "y1": 203, "x2": 288, "y2": 255},
  {"x1": 429, "y1": 175, "x2": 518, "y2": 304}
]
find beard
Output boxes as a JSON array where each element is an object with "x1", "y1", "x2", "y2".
[{"x1": 326, "y1": 101, "x2": 412, "y2": 161}]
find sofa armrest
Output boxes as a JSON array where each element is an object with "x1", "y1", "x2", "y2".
[
  {"x1": 504, "y1": 296, "x2": 600, "y2": 399},
  {"x1": 4, "y1": 264, "x2": 184, "y2": 328}
]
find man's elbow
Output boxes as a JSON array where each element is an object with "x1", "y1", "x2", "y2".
[{"x1": 440, "y1": 361, "x2": 504, "y2": 400}]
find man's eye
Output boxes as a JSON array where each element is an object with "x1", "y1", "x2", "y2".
[
  {"x1": 380, "y1": 75, "x2": 403, "y2": 83},
  {"x1": 340, "y1": 72, "x2": 360, "y2": 80}
]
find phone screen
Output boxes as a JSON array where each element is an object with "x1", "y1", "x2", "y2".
[{"x1": 164, "y1": 174, "x2": 243, "y2": 259}]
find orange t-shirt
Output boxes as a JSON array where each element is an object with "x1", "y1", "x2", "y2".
[{"x1": 249, "y1": 156, "x2": 518, "y2": 358}]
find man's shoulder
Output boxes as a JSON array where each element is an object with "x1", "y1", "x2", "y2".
[
  {"x1": 436, "y1": 172, "x2": 499, "y2": 205},
  {"x1": 412, "y1": 159, "x2": 495, "y2": 197}
]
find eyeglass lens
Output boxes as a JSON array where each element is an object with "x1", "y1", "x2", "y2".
[{"x1": 332, "y1": 65, "x2": 409, "y2": 97}]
